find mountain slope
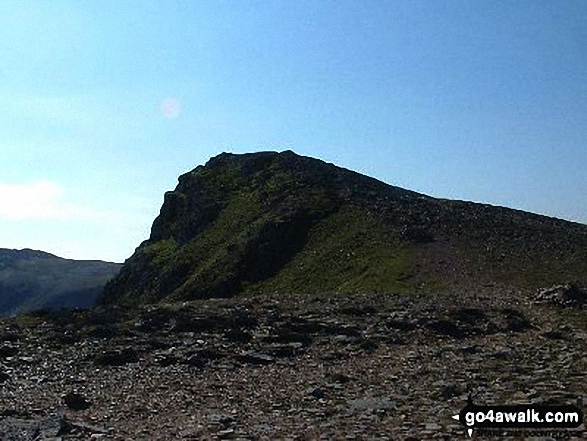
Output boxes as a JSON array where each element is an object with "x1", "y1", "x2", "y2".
[
  {"x1": 0, "y1": 248, "x2": 121, "y2": 315},
  {"x1": 101, "y1": 151, "x2": 587, "y2": 306}
]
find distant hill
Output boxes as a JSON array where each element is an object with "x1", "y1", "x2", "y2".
[
  {"x1": 0, "y1": 248, "x2": 121, "y2": 315},
  {"x1": 101, "y1": 151, "x2": 587, "y2": 306}
]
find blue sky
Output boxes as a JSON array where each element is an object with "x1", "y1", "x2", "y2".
[{"x1": 0, "y1": 0, "x2": 585, "y2": 262}]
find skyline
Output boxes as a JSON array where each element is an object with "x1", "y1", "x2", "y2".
[{"x1": 1, "y1": 0, "x2": 586, "y2": 262}]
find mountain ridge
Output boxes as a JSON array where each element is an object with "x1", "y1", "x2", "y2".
[
  {"x1": 0, "y1": 248, "x2": 121, "y2": 315},
  {"x1": 101, "y1": 150, "x2": 587, "y2": 306}
]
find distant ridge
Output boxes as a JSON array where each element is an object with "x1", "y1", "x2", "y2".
[
  {"x1": 0, "y1": 248, "x2": 57, "y2": 260},
  {"x1": 102, "y1": 150, "x2": 587, "y2": 306},
  {"x1": 0, "y1": 248, "x2": 121, "y2": 315}
]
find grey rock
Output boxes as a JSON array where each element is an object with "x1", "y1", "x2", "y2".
[
  {"x1": 237, "y1": 352, "x2": 275, "y2": 365},
  {"x1": 441, "y1": 383, "x2": 460, "y2": 400},
  {"x1": 0, "y1": 413, "x2": 65, "y2": 441},
  {"x1": 535, "y1": 284, "x2": 587, "y2": 308},
  {"x1": 308, "y1": 387, "x2": 326, "y2": 399},
  {"x1": 347, "y1": 397, "x2": 395, "y2": 413},
  {"x1": 208, "y1": 413, "x2": 234, "y2": 426},
  {"x1": 94, "y1": 348, "x2": 139, "y2": 366}
]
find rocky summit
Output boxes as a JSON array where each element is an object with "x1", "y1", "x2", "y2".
[
  {"x1": 1, "y1": 151, "x2": 586, "y2": 440},
  {"x1": 103, "y1": 150, "x2": 587, "y2": 306}
]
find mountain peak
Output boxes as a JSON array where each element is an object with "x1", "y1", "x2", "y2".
[{"x1": 101, "y1": 151, "x2": 587, "y2": 306}]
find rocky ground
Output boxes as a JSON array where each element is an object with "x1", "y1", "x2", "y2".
[{"x1": 0, "y1": 286, "x2": 585, "y2": 440}]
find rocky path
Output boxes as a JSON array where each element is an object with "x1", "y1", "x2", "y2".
[{"x1": 0, "y1": 289, "x2": 585, "y2": 440}]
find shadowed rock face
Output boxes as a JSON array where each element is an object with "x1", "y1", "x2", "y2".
[
  {"x1": 101, "y1": 150, "x2": 587, "y2": 306},
  {"x1": 0, "y1": 248, "x2": 121, "y2": 316}
]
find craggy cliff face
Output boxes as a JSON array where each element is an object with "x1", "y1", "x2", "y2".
[{"x1": 101, "y1": 151, "x2": 587, "y2": 306}]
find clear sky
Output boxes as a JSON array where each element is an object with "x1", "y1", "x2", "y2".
[{"x1": 0, "y1": 0, "x2": 585, "y2": 262}]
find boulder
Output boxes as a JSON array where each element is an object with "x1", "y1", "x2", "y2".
[{"x1": 535, "y1": 284, "x2": 587, "y2": 308}]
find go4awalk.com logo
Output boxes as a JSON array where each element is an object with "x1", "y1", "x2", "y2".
[{"x1": 452, "y1": 396, "x2": 584, "y2": 438}]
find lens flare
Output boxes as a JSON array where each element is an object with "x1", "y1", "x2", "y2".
[{"x1": 160, "y1": 98, "x2": 181, "y2": 118}]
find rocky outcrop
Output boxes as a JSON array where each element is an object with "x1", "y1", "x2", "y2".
[
  {"x1": 101, "y1": 151, "x2": 587, "y2": 305},
  {"x1": 535, "y1": 283, "x2": 587, "y2": 308}
]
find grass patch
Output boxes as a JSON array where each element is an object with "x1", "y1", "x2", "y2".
[{"x1": 246, "y1": 206, "x2": 414, "y2": 295}]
